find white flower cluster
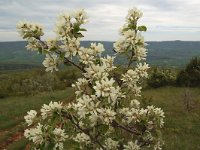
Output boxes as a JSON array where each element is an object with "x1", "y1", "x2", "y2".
[
  {"x1": 24, "y1": 123, "x2": 44, "y2": 145},
  {"x1": 42, "y1": 54, "x2": 59, "y2": 72},
  {"x1": 73, "y1": 133, "x2": 91, "y2": 145},
  {"x1": 124, "y1": 141, "x2": 140, "y2": 150},
  {"x1": 126, "y1": 7, "x2": 143, "y2": 22},
  {"x1": 104, "y1": 138, "x2": 119, "y2": 149},
  {"x1": 24, "y1": 110, "x2": 37, "y2": 126},
  {"x1": 72, "y1": 78, "x2": 89, "y2": 96},
  {"x1": 121, "y1": 62, "x2": 149, "y2": 96},
  {"x1": 97, "y1": 108, "x2": 116, "y2": 125},
  {"x1": 73, "y1": 94, "x2": 99, "y2": 119},
  {"x1": 55, "y1": 10, "x2": 87, "y2": 59},
  {"x1": 41, "y1": 101, "x2": 63, "y2": 119},
  {"x1": 18, "y1": 8, "x2": 165, "y2": 150},
  {"x1": 119, "y1": 102, "x2": 165, "y2": 128},
  {"x1": 24, "y1": 124, "x2": 68, "y2": 150},
  {"x1": 94, "y1": 78, "x2": 122, "y2": 100},
  {"x1": 114, "y1": 7, "x2": 147, "y2": 61},
  {"x1": 17, "y1": 21, "x2": 44, "y2": 39},
  {"x1": 53, "y1": 128, "x2": 69, "y2": 150}
]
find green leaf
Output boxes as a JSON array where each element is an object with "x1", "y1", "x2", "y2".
[
  {"x1": 79, "y1": 28, "x2": 87, "y2": 31},
  {"x1": 128, "y1": 24, "x2": 136, "y2": 30},
  {"x1": 43, "y1": 142, "x2": 55, "y2": 150},
  {"x1": 76, "y1": 33, "x2": 84, "y2": 38},
  {"x1": 138, "y1": 25, "x2": 147, "y2": 31},
  {"x1": 73, "y1": 23, "x2": 80, "y2": 33},
  {"x1": 60, "y1": 52, "x2": 65, "y2": 59},
  {"x1": 38, "y1": 47, "x2": 43, "y2": 54}
]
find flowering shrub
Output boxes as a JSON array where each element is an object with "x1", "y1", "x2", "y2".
[{"x1": 17, "y1": 8, "x2": 165, "y2": 150}]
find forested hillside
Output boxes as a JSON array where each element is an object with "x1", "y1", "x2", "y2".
[{"x1": 0, "y1": 41, "x2": 200, "y2": 70}]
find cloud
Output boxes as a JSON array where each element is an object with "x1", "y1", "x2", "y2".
[{"x1": 0, "y1": 0, "x2": 200, "y2": 41}]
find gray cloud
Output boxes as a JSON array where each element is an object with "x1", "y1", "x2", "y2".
[{"x1": 0, "y1": 0, "x2": 200, "y2": 41}]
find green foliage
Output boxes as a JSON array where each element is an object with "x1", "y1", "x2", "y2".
[
  {"x1": 176, "y1": 57, "x2": 200, "y2": 87},
  {"x1": 138, "y1": 25, "x2": 147, "y2": 31},
  {"x1": 0, "y1": 67, "x2": 80, "y2": 97},
  {"x1": 147, "y1": 68, "x2": 176, "y2": 88}
]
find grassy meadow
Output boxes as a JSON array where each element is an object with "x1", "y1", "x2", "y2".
[{"x1": 0, "y1": 85, "x2": 200, "y2": 149}]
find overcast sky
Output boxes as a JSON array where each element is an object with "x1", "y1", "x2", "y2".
[{"x1": 0, "y1": 0, "x2": 200, "y2": 41}]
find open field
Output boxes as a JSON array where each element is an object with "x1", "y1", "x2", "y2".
[{"x1": 0, "y1": 87, "x2": 200, "y2": 149}]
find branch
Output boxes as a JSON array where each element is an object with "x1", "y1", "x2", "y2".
[
  {"x1": 111, "y1": 120, "x2": 141, "y2": 136},
  {"x1": 64, "y1": 57, "x2": 85, "y2": 72},
  {"x1": 35, "y1": 37, "x2": 85, "y2": 72},
  {"x1": 65, "y1": 113, "x2": 106, "y2": 150}
]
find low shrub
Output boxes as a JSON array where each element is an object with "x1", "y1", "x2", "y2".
[
  {"x1": 147, "y1": 67, "x2": 176, "y2": 88},
  {"x1": 176, "y1": 57, "x2": 200, "y2": 87},
  {"x1": 0, "y1": 67, "x2": 80, "y2": 97}
]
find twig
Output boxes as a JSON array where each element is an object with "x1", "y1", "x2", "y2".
[{"x1": 65, "y1": 113, "x2": 106, "y2": 150}]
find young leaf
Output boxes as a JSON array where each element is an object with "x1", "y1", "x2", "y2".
[
  {"x1": 138, "y1": 25, "x2": 147, "y2": 31},
  {"x1": 80, "y1": 28, "x2": 87, "y2": 31}
]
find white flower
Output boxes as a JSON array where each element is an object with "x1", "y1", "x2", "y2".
[
  {"x1": 119, "y1": 107, "x2": 139, "y2": 124},
  {"x1": 24, "y1": 110, "x2": 37, "y2": 126},
  {"x1": 84, "y1": 63, "x2": 109, "y2": 80},
  {"x1": 73, "y1": 133, "x2": 91, "y2": 145},
  {"x1": 130, "y1": 99, "x2": 140, "y2": 108},
  {"x1": 97, "y1": 108, "x2": 116, "y2": 124},
  {"x1": 41, "y1": 101, "x2": 63, "y2": 119},
  {"x1": 135, "y1": 33, "x2": 146, "y2": 46},
  {"x1": 26, "y1": 38, "x2": 42, "y2": 51},
  {"x1": 100, "y1": 55, "x2": 116, "y2": 71},
  {"x1": 134, "y1": 46, "x2": 147, "y2": 61},
  {"x1": 72, "y1": 78, "x2": 89, "y2": 96},
  {"x1": 53, "y1": 128, "x2": 68, "y2": 144},
  {"x1": 154, "y1": 139, "x2": 163, "y2": 150},
  {"x1": 113, "y1": 38, "x2": 128, "y2": 53},
  {"x1": 124, "y1": 141, "x2": 140, "y2": 150},
  {"x1": 89, "y1": 111, "x2": 99, "y2": 126},
  {"x1": 122, "y1": 69, "x2": 139, "y2": 86},
  {"x1": 132, "y1": 84, "x2": 142, "y2": 97},
  {"x1": 60, "y1": 37, "x2": 80, "y2": 57},
  {"x1": 123, "y1": 30, "x2": 136, "y2": 45},
  {"x1": 93, "y1": 77, "x2": 115, "y2": 97},
  {"x1": 42, "y1": 54, "x2": 59, "y2": 72},
  {"x1": 78, "y1": 47, "x2": 94, "y2": 64},
  {"x1": 46, "y1": 38, "x2": 58, "y2": 51},
  {"x1": 55, "y1": 12, "x2": 71, "y2": 37},
  {"x1": 24, "y1": 123, "x2": 44, "y2": 145},
  {"x1": 54, "y1": 142, "x2": 64, "y2": 150},
  {"x1": 135, "y1": 63, "x2": 150, "y2": 78},
  {"x1": 16, "y1": 21, "x2": 44, "y2": 39},
  {"x1": 126, "y1": 7, "x2": 143, "y2": 22},
  {"x1": 72, "y1": 9, "x2": 88, "y2": 24},
  {"x1": 104, "y1": 138, "x2": 119, "y2": 149},
  {"x1": 73, "y1": 95, "x2": 99, "y2": 118},
  {"x1": 90, "y1": 42, "x2": 105, "y2": 55},
  {"x1": 147, "y1": 106, "x2": 165, "y2": 127}
]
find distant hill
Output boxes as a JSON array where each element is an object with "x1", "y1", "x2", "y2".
[{"x1": 0, "y1": 41, "x2": 200, "y2": 70}]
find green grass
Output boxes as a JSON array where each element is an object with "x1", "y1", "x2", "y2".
[
  {"x1": 0, "y1": 87, "x2": 200, "y2": 149},
  {"x1": 0, "y1": 88, "x2": 75, "y2": 149},
  {"x1": 143, "y1": 87, "x2": 200, "y2": 150}
]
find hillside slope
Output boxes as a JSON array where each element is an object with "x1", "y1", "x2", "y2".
[{"x1": 0, "y1": 41, "x2": 200, "y2": 70}]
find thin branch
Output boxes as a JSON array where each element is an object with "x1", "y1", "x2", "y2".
[
  {"x1": 64, "y1": 57, "x2": 84, "y2": 72},
  {"x1": 111, "y1": 120, "x2": 141, "y2": 136},
  {"x1": 35, "y1": 37, "x2": 85, "y2": 72},
  {"x1": 65, "y1": 113, "x2": 106, "y2": 150},
  {"x1": 128, "y1": 54, "x2": 134, "y2": 67}
]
